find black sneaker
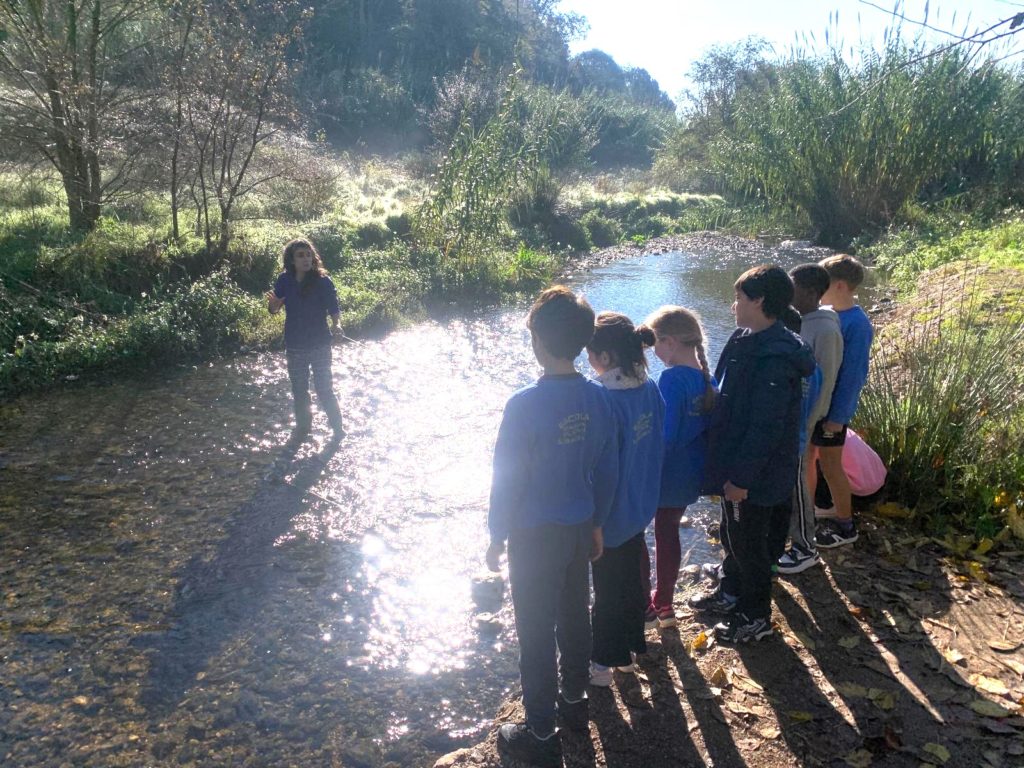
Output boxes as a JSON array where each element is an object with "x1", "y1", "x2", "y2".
[
  {"x1": 556, "y1": 691, "x2": 589, "y2": 732},
  {"x1": 816, "y1": 519, "x2": 858, "y2": 549},
  {"x1": 496, "y1": 723, "x2": 562, "y2": 767},
  {"x1": 714, "y1": 612, "x2": 773, "y2": 643},
  {"x1": 776, "y1": 545, "x2": 821, "y2": 574},
  {"x1": 688, "y1": 586, "x2": 738, "y2": 614}
]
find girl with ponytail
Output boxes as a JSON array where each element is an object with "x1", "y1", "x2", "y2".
[
  {"x1": 585, "y1": 312, "x2": 666, "y2": 687},
  {"x1": 639, "y1": 306, "x2": 718, "y2": 628}
]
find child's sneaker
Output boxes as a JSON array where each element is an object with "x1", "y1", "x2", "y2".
[
  {"x1": 816, "y1": 519, "x2": 858, "y2": 548},
  {"x1": 643, "y1": 606, "x2": 658, "y2": 629},
  {"x1": 556, "y1": 691, "x2": 589, "y2": 732},
  {"x1": 589, "y1": 663, "x2": 613, "y2": 688},
  {"x1": 687, "y1": 586, "x2": 737, "y2": 615},
  {"x1": 496, "y1": 723, "x2": 561, "y2": 768},
  {"x1": 776, "y1": 545, "x2": 821, "y2": 574},
  {"x1": 713, "y1": 612, "x2": 773, "y2": 643}
]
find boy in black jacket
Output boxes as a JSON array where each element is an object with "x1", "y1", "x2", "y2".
[{"x1": 691, "y1": 265, "x2": 815, "y2": 643}]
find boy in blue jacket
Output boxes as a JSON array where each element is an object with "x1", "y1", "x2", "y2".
[
  {"x1": 486, "y1": 286, "x2": 619, "y2": 767},
  {"x1": 814, "y1": 255, "x2": 874, "y2": 548},
  {"x1": 692, "y1": 265, "x2": 815, "y2": 643}
]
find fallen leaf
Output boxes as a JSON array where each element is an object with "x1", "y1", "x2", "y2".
[
  {"x1": 875, "y1": 501, "x2": 913, "y2": 519},
  {"x1": 943, "y1": 648, "x2": 967, "y2": 666},
  {"x1": 970, "y1": 674, "x2": 1009, "y2": 696},
  {"x1": 988, "y1": 639, "x2": 1022, "y2": 653},
  {"x1": 973, "y1": 538, "x2": 994, "y2": 556},
  {"x1": 737, "y1": 737, "x2": 761, "y2": 751},
  {"x1": 970, "y1": 699, "x2": 1013, "y2": 718},
  {"x1": 844, "y1": 748, "x2": 874, "y2": 767},
  {"x1": 839, "y1": 635, "x2": 861, "y2": 650},
  {"x1": 836, "y1": 682, "x2": 868, "y2": 698},
  {"x1": 792, "y1": 632, "x2": 816, "y2": 650},
  {"x1": 923, "y1": 743, "x2": 951, "y2": 764},
  {"x1": 72, "y1": 696, "x2": 89, "y2": 706},
  {"x1": 709, "y1": 665, "x2": 731, "y2": 688},
  {"x1": 967, "y1": 561, "x2": 989, "y2": 582},
  {"x1": 727, "y1": 701, "x2": 755, "y2": 716},
  {"x1": 758, "y1": 726, "x2": 780, "y2": 739},
  {"x1": 787, "y1": 710, "x2": 813, "y2": 722},
  {"x1": 732, "y1": 672, "x2": 764, "y2": 694},
  {"x1": 996, "y1": 658, "x2": 1024, "y2": 675},
  {"x1": 868, "y1": 688, "x2": 897, "y2": 710},
  {"x1": 691, "y1": 631, "x2": 708, "y2": 652}
]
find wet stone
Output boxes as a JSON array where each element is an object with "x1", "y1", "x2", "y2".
[
  {"x1": 470, "y1": 573, "x2": 504, "y2": 609},
  {"x1": 151, "y1": 740, "x2": 176, "y2": 760}
]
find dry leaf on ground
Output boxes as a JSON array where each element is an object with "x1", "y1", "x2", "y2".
[{"x1": 923, "y1": 743, "x2": 951, "y2": 764}]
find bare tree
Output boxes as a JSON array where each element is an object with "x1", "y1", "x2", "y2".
[
  {"x1": 0, "y1": 0, "x2": 159, "y2": 230},
  {"x1": 173, "y1": 0, "x2": 306, "y2": 254}
]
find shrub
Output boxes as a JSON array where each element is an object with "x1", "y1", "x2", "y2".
[
  {"x1": 385, "y1": 212, "x2": 413, "y2": 240},
  {"x1": 856, "y1": 266, "x2": 1024, "y2": 538},
  {"x1": 581, "y1": 210, "x2": 621, "y2": 247},
  {"x1": 0, "y1": 268, "x2": 272, "y2": 397},
  {"x1": 353, "y1": 221, "x2": 393, "y2": 249}
]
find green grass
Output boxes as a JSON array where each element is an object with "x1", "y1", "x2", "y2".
[{"x1": 864, "y1": 208, "x2": 1024, "y2": 292}]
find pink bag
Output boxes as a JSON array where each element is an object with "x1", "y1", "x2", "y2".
[{"x1": 843, "y1": 428, "x2": 887, "y2": 496}]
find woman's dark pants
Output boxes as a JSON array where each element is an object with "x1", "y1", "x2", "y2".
[{"x1": 286, "y1": 345, "x2": 343, "y2": 434}]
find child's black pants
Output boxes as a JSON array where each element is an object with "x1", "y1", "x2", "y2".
[
  {"x1": 719, "y1": 498, "x2": 790, "y2": 620},
  {"x1": 508, "y1": 520, "x2": 592, "y2": 736},
  {"x1": 591, "y1": 532, "x2": 647, "y2": 667}
]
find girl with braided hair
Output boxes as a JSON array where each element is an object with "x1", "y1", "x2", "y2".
[{"x1": 638, "y1": 306, "x2": 718, "y2": 628}]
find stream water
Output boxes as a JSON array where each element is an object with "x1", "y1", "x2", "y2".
[{"x1": 0, "y1": 237, "x2": 830, "y2": 766}]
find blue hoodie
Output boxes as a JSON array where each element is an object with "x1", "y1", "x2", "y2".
[
  {"x1": 595, "y1": 371, "x2": 666, "y2": 548},
  {"x1": 827, "y1": 305, "x2": 873, "y2": 425},
  {"x1": 658, "y1": 366, "x2": 717, "y2": 508},
  {"x1": 488, "y1": 373, "x2": 619, "y2": 543}
]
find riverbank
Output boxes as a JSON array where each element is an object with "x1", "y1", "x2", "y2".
[
  {"x1": 434, "y1": 518, "x2": 1024, "y2": 768},
  {"x1": 434, "y1": 228, "x2": 1024, "y2": 768}
]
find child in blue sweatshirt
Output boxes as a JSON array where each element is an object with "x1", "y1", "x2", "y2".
[
  {"x1": 585, "y1": 312, "x2": 665, "y2": 687},
  {"x1": 641, "y1": 306, "x2": 718, "y2": 628},
  {"x1": 814, "y1": 255, "x2": 874, "y2": 549},
  {"x1": 486, "y1": 286, "x2": 619, "y2": 767}
]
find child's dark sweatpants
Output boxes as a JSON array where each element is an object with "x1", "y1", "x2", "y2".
[
  {"x1": 719, "y1": 498, "x2": 790, "y2": 620},
  {"x1": 591, "y1": 532, "x2": 647, "y2": 667},
  {"x1": 508, "y1": 520, "x2": 592, "y2": 736}
]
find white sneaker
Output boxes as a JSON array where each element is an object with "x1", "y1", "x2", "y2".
[
  {"x1": 814, "y1": 505, "x2": 838, "y2": 519},
  {"x1": 589, "y1": 663, "x2": 613, "y2": 687}
]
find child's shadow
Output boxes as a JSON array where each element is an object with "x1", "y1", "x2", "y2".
[{"x1": 581, "y1": 639, "x2": 709, "y2": 768}]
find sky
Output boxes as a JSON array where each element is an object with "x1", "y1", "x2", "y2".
[{"x1": 555, "y1": 0, "x2": 1024, "y2": 102}]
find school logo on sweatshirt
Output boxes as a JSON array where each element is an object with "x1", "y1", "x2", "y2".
[
  {"x1": 634, "y1": 411, "x2": 653, "y2": 443},
  {"x1": 558, "y1": 413, "x2": 589, "y2": 445}
]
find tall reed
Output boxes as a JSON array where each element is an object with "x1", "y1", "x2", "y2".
[{"x1": 855, "y1": 266, "x2": 1024, "y2": 535}]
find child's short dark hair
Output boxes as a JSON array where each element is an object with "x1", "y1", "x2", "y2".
[
  {"x1": 789, "y1": 263, "x2": 832, "y2": 301},
  {"x1": 820, "y1": 254, "x2": 866, "y2": 289},
  {"x1": 527, "y1": 286, "x2": 595, "y2": 360},
  {"x1": 735, "y1": 265, "x2": 794, "y2": 319}
]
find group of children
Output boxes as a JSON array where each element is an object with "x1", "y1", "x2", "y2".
[{"x1": 485, "y1": 257, "x2": 873, "y2": 767}]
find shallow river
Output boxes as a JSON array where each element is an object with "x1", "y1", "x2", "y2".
[{"x1": 0, "y1": 237, "x2": 827, "y2": 766}]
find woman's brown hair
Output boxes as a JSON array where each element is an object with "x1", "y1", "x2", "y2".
[{"x1": 282, "y1": 238, "x2": 327, "y2": 294}]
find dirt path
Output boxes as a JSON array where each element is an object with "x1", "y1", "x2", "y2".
[{"x1": 435, "y1": 515, "x2": 1024, "y2": 768}]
